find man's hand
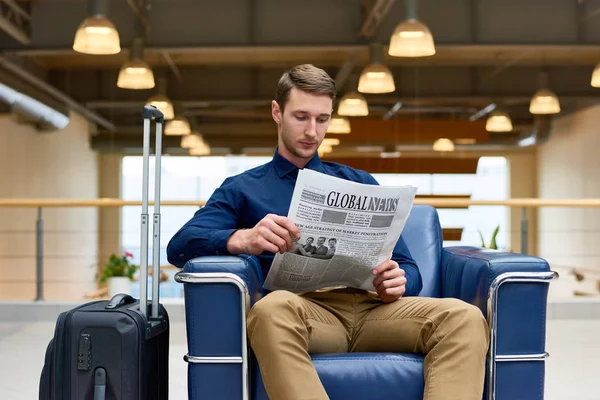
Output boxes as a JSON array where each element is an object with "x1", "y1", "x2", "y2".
[
  {"x1": 227, "y1": 214, "x2": 301, "y2": 255},
  {"x1": 372, "y1": 260, "x2": 406, "y2": 303}
]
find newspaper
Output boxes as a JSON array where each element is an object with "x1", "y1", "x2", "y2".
[{"x1": 263, "y1": 169, "x2": 417, "y2": 293}]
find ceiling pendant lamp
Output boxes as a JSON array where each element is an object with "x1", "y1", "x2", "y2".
[
  {"x1": 486, "y1": 110, "x2": 513, "y2": 132},
  {"x1": 338, "y1": 74, "x2": 369, "y2": 116},
  {"x1": 388, "y1": 0, "x2": 435, "y2": 57},
  {"x1": 327, "y1": 115, "x2": 351, "y2": 134},
  {"x1": 146, "y1": 78, "x2": 174, "y2": 120},
  {"x1": 433, "y1": 138, "x2": 455, "y2": 152},
  {"x1": 591, "y1": 62, "x2": 600, "y2": 88},
  {"x1": 318, "y1": 144, "x2": 333, "y2": 157},
  {"x1": 322, "y1": 138, "x2": 340, "y2": 146},
  {"x1": 359, "y1": 43, "x2": 395, "y2": 94},
  {"x1": 181, "y1": 133, "x2": 205, "y2": 148},
  {"x1": 73, "y1": 0, "x2": 121, "y2": 55},
  {"x1": 165, "y1": 115, "x2": 191, "y2": 136},
  {"x1": 338, "y1": 92, "x2": 369, "y2": 116},
  {"x1": 529, "y1": 72, "x2": 560, "y2": 115},
  {"x1": 117, "y1": 37, "x2": 154, "y2": 89},
  {"x1": 189, "y1": 143, "x2": 211, "y2": 156},
  {"x1": 529, "y1": 89, "x2": 560, "y2": 114},
  {"x1": 146, "y1": 94, "x2": 174, "y2": 120}
]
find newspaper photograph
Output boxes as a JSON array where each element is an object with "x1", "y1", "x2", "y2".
[{"x1": 263, "y1": 169, "x2": 417, "y2": 293}]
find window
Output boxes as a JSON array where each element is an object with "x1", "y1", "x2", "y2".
[
  {"x1": 373, "y1": 156, "x2": 508, "y2": 249},
  {"x1": 121, "y1": 155, "x2": 271, "y2": 298},
  {"x1": 121, "y1": 155, "x2": 508, "y2": 298}
]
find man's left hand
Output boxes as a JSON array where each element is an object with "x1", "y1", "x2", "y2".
[{"x1": 372, "y1": 260, "x2": 406, "y2": 303}]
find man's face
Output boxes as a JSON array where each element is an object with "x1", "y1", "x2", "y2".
[
  {"x1": 306, "y1": 237, "x2": 314, "y2": 245},
  {"x1": 328, "y1": 239, "x2": 336, "y2": 247},
  {"x1": 317, "y1": 237, "x2": 325, "y2": 246},
  {"x1": 272, "y1": 87, "x2": 332, "y2": 164}
]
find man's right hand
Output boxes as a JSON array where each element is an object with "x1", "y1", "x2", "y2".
[{"x1": 226, "y1": 214, "x2": 301, "y2": 255}]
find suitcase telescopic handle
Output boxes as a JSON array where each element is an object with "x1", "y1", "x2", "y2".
[
  {"x1": 140, "y1": 105, "x2": 164, "y2": 320},
  {"x1": 142, "y1": 105, "x2": 164, "y2": 123}
]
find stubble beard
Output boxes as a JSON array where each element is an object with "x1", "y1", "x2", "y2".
[{"x1": 281, "y1": 125, "x2": 316, "y2": 161}]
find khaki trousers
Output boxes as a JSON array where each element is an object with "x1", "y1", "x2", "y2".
[{"x1": 247, "y1": 288, "x2": 489, "y2": 400}]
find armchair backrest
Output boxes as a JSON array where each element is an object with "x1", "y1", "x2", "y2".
[{"x1": 401, "y1": 205, "x2": 443, "y2": 297}]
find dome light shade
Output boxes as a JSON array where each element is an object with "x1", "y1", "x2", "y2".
[
  {"x1": 181, "y1": 133, "x2": 204, "y2": 148},
  {"x1": 433, "y1": 138, "x2": 455, "y2": 152},
  {"x1": 327, "y1": 116, "x2": 351, "y2": 133},
  {"x1": 388, "y1": 19, "x2": 435, "y2": 57},
  {"x1": 189, "y1": 143, "x2": 211, "y2": 156},
  {"x1": 73, "y1": 16, "x2": 120, "y2": 55},
  {"x1": 486, "y1": 110, "x2": 513, "y2": 132},
  {"x1": 358, "y1": 63, "x2": 395, "y2": 93},
  {"x1": 529, "y1": 89, "x2": 561, "y2": 114},
  {"x1": 338, "y1": 92, "x2": 369, "y2": 116},
  {"x1": 165, "y1": 115, "x2": 191, "y2": 136},
  {"x1": 117, "y1": 59, "x2": 154, "y2": 89},
  {"x1": 190, "y1": 141, "x2": 210, "y2": 156},
  {"x1": 322, "y1": 138, "x2": 340, "y2": 146},
  {"x1": 318, "y1": 144, "x2": 333, "y2": 157},
  {"x1": 591, "y1": 63, "x2": 600, "y2": 88},
  {"x1": 145, "y1": 94, "x2": 174, "y2": 120}
]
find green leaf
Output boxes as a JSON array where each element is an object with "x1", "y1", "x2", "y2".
[
  {"x1": 100, "y1": 252, "x2": 137, "y2": 283},
  {"x1": 490, "y1": 225, "x2": 500, "y2": 250},
  {"x1": 478, "y1": 230, "x2": 486, "y2": 248}
]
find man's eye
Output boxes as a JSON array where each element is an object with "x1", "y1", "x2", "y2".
[
  {"x1": 318, "y1": 118, "x2": 329, "y2": 123},
  {"x1": 296, "y1": 116, "x2": 307, "y2": 121}
]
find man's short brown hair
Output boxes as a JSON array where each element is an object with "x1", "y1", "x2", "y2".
[{"x1": 275, "y1": 64, "x2": 336, "y2": 112}]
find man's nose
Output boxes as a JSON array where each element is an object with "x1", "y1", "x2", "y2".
[{"x1": 305, "y1": 120, "x2": 317, "y2": 137}]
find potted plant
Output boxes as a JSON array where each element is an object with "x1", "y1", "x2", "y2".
[
  {"x1": 100, "y1": 251, "x2": 137, "y2": 297},
  {"x1": 479, "y1": 225, "x2": 500, "y2": 250}
]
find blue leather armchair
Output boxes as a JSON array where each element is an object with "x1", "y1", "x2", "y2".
[{"x1": 175, "y1": 205, "x2": 557, "y2": 400}]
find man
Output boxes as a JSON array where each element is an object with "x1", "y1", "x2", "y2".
[
  {"x1": 313, "y1": 236, "x2": 328, "y2": 256},
  {"x1": 303, "y1": 236, "x2": 316, "y2": 254},
  {"x1": 167, "y1": 64, "x2": 489, "y2": 400},
  {"x1": 310, "y1": 237, "x2": 336, "y2": 260}
]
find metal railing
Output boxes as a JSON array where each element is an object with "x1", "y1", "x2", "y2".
[{"x1": 1, "y1": 197, "x2": 599, "y2": 301}]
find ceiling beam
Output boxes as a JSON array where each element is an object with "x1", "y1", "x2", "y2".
[
  {"x1": 91, "y1": 134, "x2": 501, "y2": 153},
  {"x1": 108, "y1": 118, "x2": 490, "y2": 139},
  {"x1": 0, "y1": 0, "x2": 31, "y2": 44},
  {"x1": 327, "y1": 157, "x2": 479, "y2": 174},
  {"x1": 91, "y1": 118, "x2": 493, "y2": 152},
  {"x1": 359, "y1": 0, "x2": 397, "y2": 38},
  {"x1": 91, "y1": 134, "x2": 496, "y2": 150},
  {"x1": 82, "y1": 95, "x2": 600, "y2": 111},
  {"x1": 11, "y1": 44, "x2": 600, "y2": 69}
]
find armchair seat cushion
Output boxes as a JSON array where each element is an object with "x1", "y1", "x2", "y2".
[{"x1": 253, "y1": 353, "x2": 425, "y2": 400}]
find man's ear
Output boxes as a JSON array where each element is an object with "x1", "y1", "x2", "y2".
[{"x1": 272, "y1": 100, "x2": 281, "y2": 124}]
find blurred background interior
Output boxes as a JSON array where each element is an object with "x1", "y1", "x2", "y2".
[
  {"x1": 2, "y1": 1, "x2": 600, "y2": 398},
  {"x1": 1, "y1": 0, "x2": 600, "y2": 302}
]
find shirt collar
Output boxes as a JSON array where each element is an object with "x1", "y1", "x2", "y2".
[{"x1": 272, "y1": 147, "x2": 324, "y2": 178}]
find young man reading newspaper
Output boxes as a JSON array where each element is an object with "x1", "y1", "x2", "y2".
[{"x1": 167, "y1": 64, "x2": 489, "y2": 400}]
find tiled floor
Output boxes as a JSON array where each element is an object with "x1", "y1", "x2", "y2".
[
  {"x1": 0, "y1": 319, "x2": 597, "y2": 399},
  {"x1": 0, "y1": 321, "x2": 188, "y2": 399}
]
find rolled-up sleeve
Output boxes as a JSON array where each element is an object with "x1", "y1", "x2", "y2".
[{"x1": 167, "y1": 177, "x2": 241, "y2": 267}]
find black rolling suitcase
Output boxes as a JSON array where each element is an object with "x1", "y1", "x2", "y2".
[{"x1": 39, "y1": 106, "x2": 170, "y2": 400}]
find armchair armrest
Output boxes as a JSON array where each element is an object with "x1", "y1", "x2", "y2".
[
  {"x1": 441, "y1": 246, "x2": 557, "y2": 400},
  {"x1": 174, "y1": 255, "x2": 263, "y2": 400},
  {"x1": 180, "y1": 254, "x2": 265, "y2": 305}
]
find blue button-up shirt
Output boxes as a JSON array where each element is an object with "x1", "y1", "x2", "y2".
[{"x1": 166, "y1": 150, "x2": 423, "y2": 296}]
